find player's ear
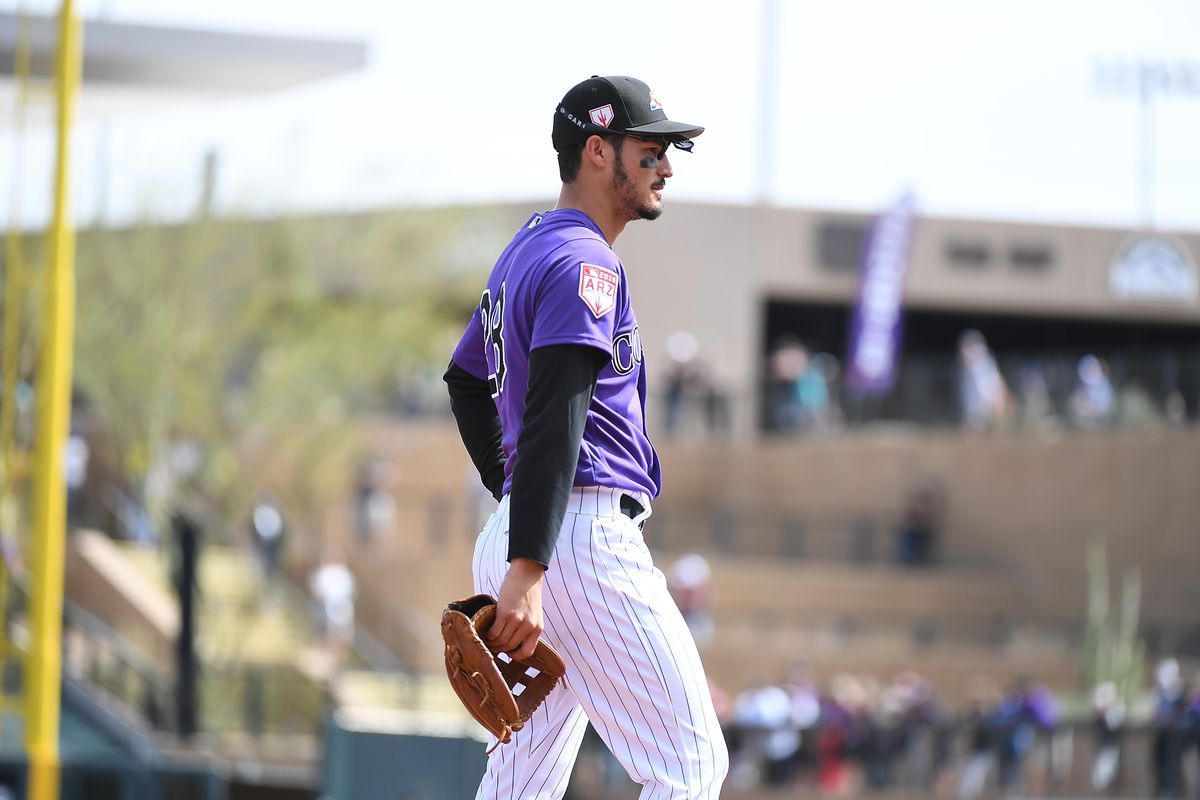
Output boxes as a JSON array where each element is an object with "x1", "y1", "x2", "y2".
[{"x1": 582, "y1": 135, "x2": 609, "y2": 171}]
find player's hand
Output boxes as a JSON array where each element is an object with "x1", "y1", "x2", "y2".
[{"x1": 488, "y1": 558, "x2": 546, "y2": 661}]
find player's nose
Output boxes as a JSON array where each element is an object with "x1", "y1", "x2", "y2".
[{"x1": 658, "y1": 153, "x2": 673, "y2": 178}]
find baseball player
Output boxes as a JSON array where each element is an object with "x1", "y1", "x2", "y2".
[{"x1": 443, "y1": 75, "x2": 728, "y2": 798}]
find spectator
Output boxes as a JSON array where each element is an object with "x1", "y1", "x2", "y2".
[
  {"x1": 1187, "y1": 681, "x2": 1200, "y2": 790},
  {"x1": 1014, "y1": 360, "x2": 1057, "y2": 431},
  {"x1": 663, "y1": 331, "x2": 729, "y2": 439},
  {"x1": 956, "y1": 679, "x2": 1003, "y2": 800},
  {"x1": 863, "y1": 680, "x2": 908, "y2": 790},
  {"x1": 957, "y1": 330, "x2": 1010, "y2": 431},
  {"x1": 895, "y1": 474, "x2": 945, "y2": 567},
  {"x1": 65, "y1": 424, "x2": 90, "y2": 524},
  {"x1": 729, "y1": 682, "x2": 801, "y2": 789},
  {"x1": 249, "y1": 490, "x2": 286, "y2": 593},
  {"x1": 663, "y1": 331, "x2": 705, "y2": 436},
  {"x1": 1069, "y1": 354, "x2": 1115, "y2": 429},
  {"x1": 891, "y1": 671, "x2": 946, "y2": 790},
  {"x1": 354, "y1": 457, "x2": 396, "y2": 544},
  {"x1": 782, "y1": 660, "x2": 822, "y2": 789},
  {"x1": 818, "y1": 674, "x2": 870, "y2": 796},
  {"x1": 767, "y1": 337, "x2": 834, "y2": 433},
  {"x1": 1164, "y1": 389, "x2": 1187, "y2": 427},
  {"x1": 667, "y1": 553, "x2": 714, "y2": 647},
  {"x1": 1118, "y1": 380, "x2": 1166, "y2": 429},
  {"x1": 1090, "y1": 681, "x2": 1125, "y2": 794},
  {"x1": 994, "y1": 677, "x2": 1059, "y2": 793},
  {"x1": 309, "y1": 557, "x2": 356, "y2": 663},
  {"x1": 1151, "y1": 657, "x2": 1189, "y2": 797},
  {"x1": 767, "y1": 337, "x2": 807, "y2": 431}
]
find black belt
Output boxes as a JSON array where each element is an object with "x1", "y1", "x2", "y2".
[{"x1": 619, "y1": 494, "x2": 645, "y2": 520}]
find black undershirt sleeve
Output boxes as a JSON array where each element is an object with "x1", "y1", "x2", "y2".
[
  {"x1": 443, "y1": 361, "x2": 507, "y2": 500},
  {"x1": 508, "y1": 344, "x2": 607, "y2": 568}
]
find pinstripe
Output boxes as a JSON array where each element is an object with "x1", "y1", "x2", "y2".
[
  {"x1": 542, "y1": 555, "x2": 618, "y2": 750},
  {"x1": 606, "y1": 515, "x2": 714, "y2": 791},
  {"x1": 517, "y1": 724, "x2": 555, "y2": 798},
  {"x1": 599, "y1": 521, "x2": 693, "y2": 786},
  {"x1": 545, "y1": 557, "x2": 646, "y2": 784},
  {"x1": 548, "y1": 754, "x2": 574, "y2": 800},
  {"x1": 570, "y1": 518, "x2": 651, "y2": 780},
  {"x1": 556, "y1": 513, "x2": 640, "y2": 772},
  {"x1": 598, "y1": 511, "x2": 727, "y2": 797},
  {"x1": 471, "y1": 489, "x2": 727, "y2": 799},
  {"x1": 516, "y1": 703, "x2": 587, "y2": 798},
  {"x1": 587, "y1": 520, "x2": 677, "y2": 777},
  {"x1": 655, "y1": 576, "x2": 724, "y2": 797},
  {"x1": 616, "y1": 528, "x2": 711, "y2": 792}
]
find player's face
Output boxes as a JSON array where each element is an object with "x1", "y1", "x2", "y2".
[{"x1": 610, "y1": 137, "x2": 673, "y2": 222}]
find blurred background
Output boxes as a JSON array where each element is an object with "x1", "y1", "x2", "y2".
[{"x1": 0, "y1": 1, "x2": 1199, "y2": 798}]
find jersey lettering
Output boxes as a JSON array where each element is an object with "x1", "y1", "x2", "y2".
[
  {"x1": 612, "y1": 326, "x2": 643, "y2": 376},
  {"x1": 479, "y1": 282, "x2": 507, "y2": 397}
]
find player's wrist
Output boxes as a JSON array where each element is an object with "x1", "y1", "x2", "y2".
[{"x1": 507, "y1": 557, "x2": 548, "y2": 577}]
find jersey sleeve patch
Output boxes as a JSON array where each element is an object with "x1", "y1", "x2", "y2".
[{"x1": 578, "y1": 263, "x2": 619, "y2": 318}]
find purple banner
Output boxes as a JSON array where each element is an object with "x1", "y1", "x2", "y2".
[{"x1": 845, "y1": 193, "x2": 917, "y2": 396}]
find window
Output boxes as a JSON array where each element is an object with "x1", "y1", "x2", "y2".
[
  {"x1": 1010, "y1": 244, "x2": 1053, "y2": 271},
  {"x1": 946, "y1": 239, "x2": 991, "y2": 268}
]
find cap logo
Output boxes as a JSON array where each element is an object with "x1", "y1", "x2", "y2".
[
  {"x1": 649, "y1": 94, "x2": 663, "y2": 112},
  {"x1": 589, "y1": 104, "x2": 615, "y2": 128}
]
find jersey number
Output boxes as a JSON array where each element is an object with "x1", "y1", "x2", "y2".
[{"x1": 479, "y1": 283, "x2": 507, "y2": 397}]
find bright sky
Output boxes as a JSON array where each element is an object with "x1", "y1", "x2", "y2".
[{"x1": 3, "y1": 0, "x2": 1200, "y2": 231}]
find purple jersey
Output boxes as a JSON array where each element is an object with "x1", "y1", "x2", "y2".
[{"x1": 452, "y1": 209, "x2": 661, "y2": 499}]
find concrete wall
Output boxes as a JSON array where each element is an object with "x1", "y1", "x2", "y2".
[{"x1": 655, "y1": 426, "x2": 1200, "y2": 630}]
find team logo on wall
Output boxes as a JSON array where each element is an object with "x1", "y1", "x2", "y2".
[
  {"x1": 589, "y1": 104, "x2": 615, "y2": 128},
  {"x1": 1109, "y1": 235, "x2": 1198, "y2": 303},
  {"x1": 579, "y1": 263, "x2": 619, "y2": 318}
]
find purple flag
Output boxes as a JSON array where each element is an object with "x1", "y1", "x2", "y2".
[{"x1": 845, "y1": 193, "x2": 917, "y2": 396}]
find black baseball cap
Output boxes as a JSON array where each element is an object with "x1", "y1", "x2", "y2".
[{"x1": 552, "y1": 75, "x2": 704, "y2": 153}]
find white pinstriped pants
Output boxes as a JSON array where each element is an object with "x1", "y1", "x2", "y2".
[{"x1": 471, "y1": 487, "x2": 729, "y2": 800}]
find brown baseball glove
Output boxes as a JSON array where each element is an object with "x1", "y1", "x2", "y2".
[{"x1": 441, "y1": 594, "x2": 566, "y2": 752}]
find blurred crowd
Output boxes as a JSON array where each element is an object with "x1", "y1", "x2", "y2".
[
  {"x1": 762, "y1": 328, "x2": 1194, "y2": 435},
  {"x1": 955, "y1": 329, "x2": 1144, "y2": 433},
  {"x1": 715, "y1": 665, "x2": 1057, "y2": 797},
  {"x1": 767, "y1": 337, "x2": 841, "y2": 434},
  {"x1": 660, "y1": 330, "x2": 732, "y2": 439},
  {"x1": 686, "y1": 656, "x2": 1200, "y2": 798},
  {"x1": 354, "y1": 326, "x2": 1193, "y2": 438}
]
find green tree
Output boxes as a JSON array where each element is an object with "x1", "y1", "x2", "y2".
[{"x1": 72, "y1": 207, "x2": 487, "y2": 537}]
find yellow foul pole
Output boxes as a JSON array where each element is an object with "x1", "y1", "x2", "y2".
[{"x1": 27, "y1": 2, "x2": 81, "y2": 798}]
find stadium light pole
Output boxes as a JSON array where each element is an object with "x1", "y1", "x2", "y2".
[
  {"x1": 1096, "y1": 58, "x2": 1200, "y2": 229},
  {"x1": 755, "y1": 0, "x2": 781, "y2": 204},
  {"x1": 26, "y1": 1, "x2": 81, "y2": 798}
]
